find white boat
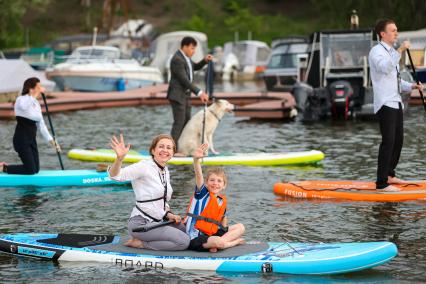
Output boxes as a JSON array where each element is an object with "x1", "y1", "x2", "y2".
[
  {"x1": 19, "y1": 47, "x2": 54, "y2": 70},
  {"x1": 103, "y1": 19, "x2": 156, "y2": 61},
  {"x1": 399, "y1": 28, "x2": 426, "y2": 83},
  {"x1": 149, "y1": 31, "x2": 208, "y2": 80},
  {"x1": 46, "y1": 45, "x2": 163, "y2": 92},
  {"x1": 263, "y1": 37, "x2": 308, "y2": 91},
  {"x1": 221, "y1": 40, "x2": 271, "y2": 81}
]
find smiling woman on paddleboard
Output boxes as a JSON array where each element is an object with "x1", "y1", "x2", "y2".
[
  {"x1": 0, "y1": 77, "x2": 60, "y2": 174},
  {"x1": 108, "y1": 133, "x2": 190, "y2": 251}
]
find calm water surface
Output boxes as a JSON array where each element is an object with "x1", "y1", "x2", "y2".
[{"x1": 0, "y1": 81, "x2": 425, "y2": 283}]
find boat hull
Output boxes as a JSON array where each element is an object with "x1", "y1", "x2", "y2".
[{"x1": 49, "y1": 74, "x2": 159, "y2": 92}]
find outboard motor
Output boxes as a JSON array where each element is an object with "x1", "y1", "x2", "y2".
[
  {"x1": 328, "y1": 80, "x2": 354, "y2": 119},
  {"x1": 292, "y1": 82, "x2": 329, "y2": 121},
  {"x1": 292, "y1": 81, "x2": 313, "y2": 113}
]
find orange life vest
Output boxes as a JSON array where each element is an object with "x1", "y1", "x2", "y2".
[{"x1": 187, "y1": 192, "x2": 227, "y2": 236}]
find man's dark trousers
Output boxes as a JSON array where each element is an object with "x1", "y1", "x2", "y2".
[
  {"x1": 376, "y1": 103, "x2": 403, "y2": 189},
  {"x1": 170, "y1": 96, "x2": 191, "y2": 146}
]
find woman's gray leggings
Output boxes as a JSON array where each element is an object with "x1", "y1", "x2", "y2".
[{"x1": 128, "y1": 215, "x2": 190, "y2": 251}]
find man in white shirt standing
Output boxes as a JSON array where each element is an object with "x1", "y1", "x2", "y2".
[
  {"x1": 167, "y1": 36, "x2": 213, "y2": 153},
  {"x1": 368, "y1": 19, "x2": 423, "y2": 191}
]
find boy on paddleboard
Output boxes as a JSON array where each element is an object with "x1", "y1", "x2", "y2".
[{"x1": 184, "y1": 143, "x2": 245, "y2": 252}]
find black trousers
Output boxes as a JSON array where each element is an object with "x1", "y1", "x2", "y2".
[
  {"x1": 169, "y1": 97, "x2": 191, "y2": 148},
  {"x1": 375, "y1": 104, "x2": 403, "y2": 189},
  {"x1": 6, "y1": 141, "x2": 40, "y2": 175}
]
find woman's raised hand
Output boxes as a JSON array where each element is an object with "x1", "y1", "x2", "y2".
[
  {"x1": 192, "y1": 143, "x2": 208, "y2": 159},
  {"x1": 110, "y1": 133, "x2": 131, "y2": 160}
]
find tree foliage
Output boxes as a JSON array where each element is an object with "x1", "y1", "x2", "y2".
[
  {"x1": 0, "y1": 0, "x2": 50, "y2": 48},
  {"x1": 1, "y1": 0, "x2": 426, "y2": 49},
  {"x1": 310, "y1": 0, "x2": 426, "y2": 30}
]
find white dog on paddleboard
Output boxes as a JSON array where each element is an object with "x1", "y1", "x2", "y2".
[{"x1": 178, "y1": 99, "x2": 234, "y2": 156}]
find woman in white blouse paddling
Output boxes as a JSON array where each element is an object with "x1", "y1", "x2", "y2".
[
  {"x1": 108, "y1": 133, "x2": 190, "y2": 250},
  {"x1": 0, "y1": 77, "x2": 60, "y2": 174}
]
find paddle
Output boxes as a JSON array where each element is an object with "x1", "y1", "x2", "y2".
[
  {"x1": 41, "y1": 92, "x2": 65, "y2": 170},
  {"x1": 205, "y1": 60, "x2": 215, "y2": 100},
  {"x1": 201, "y1": 61, "x2": 214, "y2": 144},
  {"x1": 406, "y1": 49, "x2": 426, "y2": 112},
  {"x1": 132, "y1": 220, "x2": 175, "y2": 232}
]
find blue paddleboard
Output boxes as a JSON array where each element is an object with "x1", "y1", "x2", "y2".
[
  {"x1": 0, "y1": 233, "x2": 397, "y2": 275},
  {"x1": 0, "y1": 170, "x2": 126, "y2": 187}
]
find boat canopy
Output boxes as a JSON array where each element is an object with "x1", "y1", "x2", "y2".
[
  {"x1": 320, "y1": 32, "x2": 373, "y2": 69},
  {"x1": 223, "y1": 40, "x2": 270, "y2": 66},
  {"x1": 0, "y1": 59, "x2": 55, "y2": 93},
  {"x1": 69, "y1": 46, "x2": 121, "y2": 61},
  {"x1": 149, "y1": 31, "x2": 208, "y2": 74}
]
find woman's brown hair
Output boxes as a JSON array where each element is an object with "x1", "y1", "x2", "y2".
[
  {"x1": 149, "y1": 134, "x2": 176, "y2": 157},
  {"x1": 22, "y1": 77, "x2": 40, "y2": 95}
]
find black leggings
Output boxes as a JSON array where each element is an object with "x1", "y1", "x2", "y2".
[
  {"x1": 6, "y1": 142, "x2": 40, "y2": 175},
  {"x1": 376, "y1": 104, "x2": 403, "y2": 189}
]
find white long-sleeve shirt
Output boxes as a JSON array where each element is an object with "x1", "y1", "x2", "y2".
[
  {"x1": 14, "y1": 94, "x2": 53, "y2": 142},
  {"x1": 179, "y1": 49, "x2": 193, "y2": 82},
  {"x1": 109, "y1": 159, "x2": 172, "y2": 221},
  {"x1": 368, "y1": 41, "x2": 412, "y2": 113}
]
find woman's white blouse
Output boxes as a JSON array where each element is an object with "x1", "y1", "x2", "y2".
[
  {"x1": 14, "y1": 95, "x2": 53, "y2": 142},
  {"x1": 109, "y1": 159, "x2": 172, "y2": 221}
]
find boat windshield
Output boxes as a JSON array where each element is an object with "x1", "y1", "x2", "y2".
[
  {"x1": 320, "y1": 32, "x2": 372, "y2": 69},
  {"x1": 267, "y1": 54, "x2": 298, "y2": 69},
  {"x1": 71, "y1": 48, "x2": 120, "y2": 61},
  {"x1": 268, "y1": 43, "x2": 308, "y2": 69}
]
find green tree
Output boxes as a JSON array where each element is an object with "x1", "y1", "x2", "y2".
[
  {"x1": 310, "y1": 0, "x2": 426, "y2": 30},
  {"x1": 0, "y1": 0, "x2": 50, "y2": 49},
  {"x1": 224, "y1": 0, "x2": 263, "y2": 40}
]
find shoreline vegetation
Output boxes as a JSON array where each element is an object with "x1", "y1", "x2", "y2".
[{"x1": 1, "y1": 0, "x2": 425, "y2": 51}]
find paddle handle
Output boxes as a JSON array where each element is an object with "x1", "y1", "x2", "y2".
[
  {"x1": 201, "y1": 103, "x2": 207, "y2": 144},
  {"x1": 132, "y1": 220, "x2": 174, "y2": 232},
  {"x1": 41, "y1": 92, "x2": 65, "y2": 170},
  {"x1": 406, "y1": 49, "x2": 426, "y2": 112},
  {"x1": 201, "y1": 61, "x2": 214, "y2": 144},
  {"x1": 205, "y1": 60, "x2": 214, "y2": 100}
]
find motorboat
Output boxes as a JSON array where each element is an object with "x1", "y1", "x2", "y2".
[
  {"x1": 220, "y1": 40, "x2": 270, "y2": 81},
  {"x1": 19, "y1": 47, "x2": 54, "y2": 70},
  {"x1": 46, "y1": 45, "x2": 163, "y2": 92},
  {"x1": 292, "y1": 29, "x2": 413, "y2": 121},
  {"x1": 399, "y1": 28, "x2": 426, "y2": 82},
  {"x1": 263, "y1": 37, "x2": 308, "y2": 91}
]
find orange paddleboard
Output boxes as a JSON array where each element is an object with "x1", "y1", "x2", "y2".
[{"x1": 273, "y1": 180, "x2": 426, "y2": 202}]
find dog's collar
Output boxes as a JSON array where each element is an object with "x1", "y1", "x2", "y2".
[{"x1": 208, "y1": 109, "x2": 221, "y2": 122}]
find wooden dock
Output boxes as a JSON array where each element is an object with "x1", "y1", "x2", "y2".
[
  {"x1": 234, "y1": 93, "x2": 297, "y2": 120},
  {"x1": 0, "y1": 84, "x2": 292, "y2": 119}
]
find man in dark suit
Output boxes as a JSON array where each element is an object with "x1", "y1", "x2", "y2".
[{"x1": 167, "y1": 36, "x2": 213, "y2": 150}]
